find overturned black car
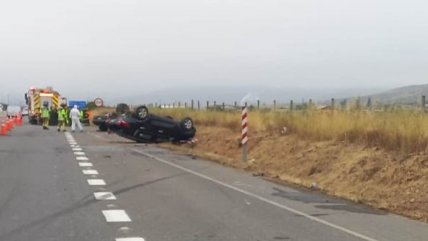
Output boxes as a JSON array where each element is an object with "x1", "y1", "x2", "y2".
[{"x1": 93, "y1": 105, "x2": 196, "y2": 143}]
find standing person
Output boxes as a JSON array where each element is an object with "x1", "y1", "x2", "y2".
[
  {"x1": 41, "y1": 102, "x2": 50, "y2": 130},
  {"x1": 70, "y1": 105, "x2": 83, "y2": 132},
  {"x1": 57, "y1": 105, "x2": 67, "y2": 132}
]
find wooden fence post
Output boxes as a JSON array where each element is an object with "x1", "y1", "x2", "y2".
[
  {"x1": 257, "y1": 100, "x2": 260, "y2": 110},
  {"x1": 222, "y1": 102, "x2": 225, "y2": 110},
  {"x1": 331, "y1": 98, "x2": 335, "y2": 110},
  {"x1": 198, "y1": 100, "x2": 200, "y2": 110},
  {"x1": 290, "y1": 100, "x2": 294, "y2": 112},
  {"x1": 191, "y1": 100, "x2": 194, "y2": 110},
  {"x1": 273, "y1": 100, "x2": 276, "y2": 111},
  {"x1": 206, "y1": 101, "x2": 209, "y2": 109},
  {"x1": 422, "y1": 95, "x2": 426, "y2": 112}
]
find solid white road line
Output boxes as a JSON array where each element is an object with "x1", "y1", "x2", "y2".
[
  {"x1": 74, "y1": 151, "x2": 86, "y2": 156},
  {"x1": 82, "y1": 169, "x2": 99, "y2": 175},
  {"x1": 132, "y1": 149, "x2": 380, "y2": 241},
  {"x1": 87, "y1": 179, "x2": 106, "y2": 186},
  {"x1": 76, "y1": 156, "x2": 89, "y2": 161},
  {"x1": 116, "y1": 238, "x2": 145, "y2": 241},
  {"x1": 102, "y1": 210, "x2": 132, "y2": 222},
  {"x1": 79, "y1": 162, "x2": 93, "y2": 167},
  {"x1": 94, "y1": 192, "x2": 117, "y2": 200},
  {"x1": 72, "y1": 148, "x2": 83, "y2": 151}
]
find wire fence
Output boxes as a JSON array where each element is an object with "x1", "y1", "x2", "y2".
[{"x1": 142, "y1": 95, "x2": 428, "y2": 113}]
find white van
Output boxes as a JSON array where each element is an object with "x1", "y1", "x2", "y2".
[{"x1": 6, "y1": 106, "x2": 21, "y2": 118}]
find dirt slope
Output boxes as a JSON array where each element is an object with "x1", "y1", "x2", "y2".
[{"x1": 163, "y1": 126, "x2": 428, "y2": 222}]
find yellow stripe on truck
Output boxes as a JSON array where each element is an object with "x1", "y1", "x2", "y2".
[
  {"x1": 52, "y1": 95, "x2": 59, "y2": 108},
  {"x1": 34, "y1": 95, "x2": 40, "y2": 108}
]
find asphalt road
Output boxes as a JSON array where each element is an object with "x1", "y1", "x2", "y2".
[{"x1": 1, "y1": 122, "x2": 428, "y2": 241}]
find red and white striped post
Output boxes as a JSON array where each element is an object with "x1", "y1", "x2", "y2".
[{"x1": 241, "y1": 104, "x2": 248, "y2": 162}]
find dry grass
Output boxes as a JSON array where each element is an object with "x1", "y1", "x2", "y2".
[{"x1": 150, "y1": 108, "x2": 428, "y2": 154}]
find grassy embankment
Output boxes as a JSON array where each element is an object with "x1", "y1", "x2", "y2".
[
  {"x1": 152, "y1": 108, "x2": 428, "y2": 154},
  {"x1": 149, "y1": 107, "x2": 428, "y2": 222}
]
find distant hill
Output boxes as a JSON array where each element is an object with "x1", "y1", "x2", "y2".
[{"x1": 356, "y1": 84, "x2": 428, "y2": 105}]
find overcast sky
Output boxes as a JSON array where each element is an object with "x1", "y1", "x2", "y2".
[{"x1": 1, "y1": 0, "x2": 428, "y2": 104}]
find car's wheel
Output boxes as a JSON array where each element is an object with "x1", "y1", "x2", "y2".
[
  {"x1": 180, "y1": 117, "x2": 194, "y2": 130},
  {"x1": 135, "y1": 106, "x2": 149, "y2": 120},
  {"x1": 99, "y1": 125, "x2": 108, "y2": 132},
  {"x1": 116, "y1": 103, "x2": 130, "y2": 114}
]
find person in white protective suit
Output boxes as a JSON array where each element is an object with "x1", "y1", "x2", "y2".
[{"x1": 70, "y1": 105, "x2": 83, "y2": 132}]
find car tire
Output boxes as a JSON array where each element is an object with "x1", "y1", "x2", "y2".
[
  {"x1": 180, "y1": 117, "x2": 194, "y2": 130},
  {"x1": 99, "y1": 125, "x2": 108, "y2": 132},
  {"x1": 135, "y1": 106, "x2": 149, "y2": 120},
  {"x1": 116, "y1": 103, "x2": 130, "y2": 114}
]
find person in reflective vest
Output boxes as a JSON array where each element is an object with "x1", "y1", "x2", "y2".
[
  {"x1": 41, "y1": 102, "x2": 50, "y2": 130},
  {"x1": 79, "y1": 110, "x2": 84, "y2": 122},
  {"x1": 57, "y1": 106, "x2": 67, "y2": 132}
]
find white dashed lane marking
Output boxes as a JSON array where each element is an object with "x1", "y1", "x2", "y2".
[
  {"x1": 76, "y1": 156, "x2": 89, "y2": 161},
  {"x1": 94, "y1": 192, "x2": 117, "y2": 200},
  {"x1": 102, "y1": 210, "x2": 132, "y2": 222},
  {"x1": 116, "y1": 238, "x2": 145, "y2": 241},
  {"x1": 79, "y1": 162, "x2": 93, "y2": 167},
  {"x1": 66, "y1": 133, "x2": 146, "y2": 240},
  {"x1": 87, "y1": 179, "x2": 106, "y2": 186},
  {"x1": 82, "y1": 169, "x2": 99, "y2": 175}
]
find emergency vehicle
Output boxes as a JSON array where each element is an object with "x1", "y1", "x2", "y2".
[{"x1": 25, "y1": 87, "x2": 65, "y2": 125}]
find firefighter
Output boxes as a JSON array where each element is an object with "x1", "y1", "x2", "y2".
[
  {"x1": 41, "y1": 102, "x2": 50, "y2": 130},
  {"x1": 79, "y1": 109, "x2": 84, "y2": 123},
  {"x1": 57, "y1": 105, "x2": 67, "y2": 132},
  {"x1": 70, "y1": 105, "x2": 83, "y2": 132}
]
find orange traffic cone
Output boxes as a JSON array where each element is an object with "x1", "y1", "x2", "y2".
[
  {"x1": 1, "y1": 122, "x2": 7, "y2": 136},
  {"x1": 18, "y1": 116, "x2": 23, "y2": 126},
  {"x1": 15, "y1": 115, "x2": 22, "y2": 126},
  {"x1": 7, "y1": 119, "x2": 13, "y2": 130}
]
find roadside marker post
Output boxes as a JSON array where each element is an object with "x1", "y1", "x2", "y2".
[{"x1": 241, "y1": 104, "x2": 248, "y2": 162}]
